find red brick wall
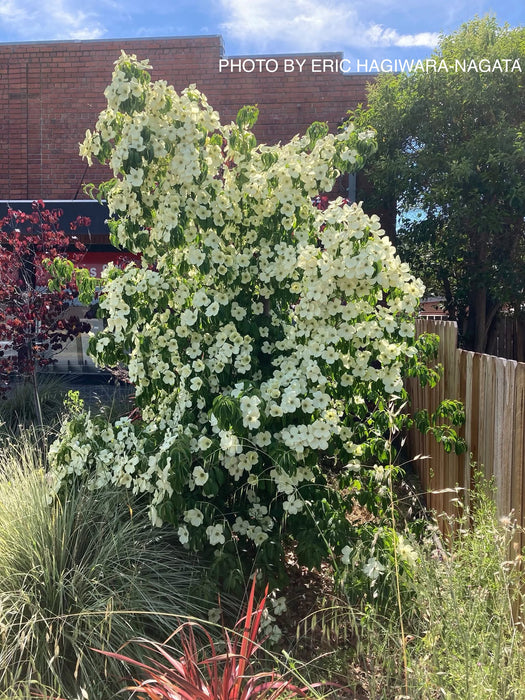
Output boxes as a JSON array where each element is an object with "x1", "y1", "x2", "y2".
[{"x1": 0, "y1": 36, "x2": 372, "y2": 200}]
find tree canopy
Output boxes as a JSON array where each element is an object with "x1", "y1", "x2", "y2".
[{"x1": 352, "y1": 16, "x2": 525, "y2": 352}]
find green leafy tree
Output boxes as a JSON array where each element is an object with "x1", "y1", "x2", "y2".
[{"x1": 352, "y1": 16, "x2": 525, "y2": 352}]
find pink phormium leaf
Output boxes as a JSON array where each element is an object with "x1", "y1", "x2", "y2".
[
  {"x1": 93, "y1": 577, "x2": 337, "y2": 700},
  {"x1": 231, "y1": 576, "x2": 268, "y2": 696},
  {"x1": 96, "y1": 646, "x2": 209, "y2": 700}
]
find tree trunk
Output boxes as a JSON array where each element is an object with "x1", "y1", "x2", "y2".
[
  {"x1": 441, "y1": 274, "x2": 456, "y2": 321},
  {"x1": 466, "y1": 286, "x2": 501, "y2": 354},
  {"x1": 32, "y1": 365, "x2": 44, "y2": 432},
  {"x1": 473, "y1": 287, "x2": 487, "y2": 353},
  {"x1": 380, "y1": 199, "x2": 398, "y2": 247}
]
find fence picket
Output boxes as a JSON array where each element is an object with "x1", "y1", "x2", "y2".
[
  {"x1": 515, "y1": 364, "x2": 525, "y2": 555},
  {"x1": 500, "y1": 361, "x2": 516, "y2": 519}
]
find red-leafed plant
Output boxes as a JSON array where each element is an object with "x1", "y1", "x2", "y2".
[
  {"x1": 0, "y1": 200, "x2": 90, "y2": 425},
  {"x1": 97, "y1": 577, "x2": 329, "y2": 699}
]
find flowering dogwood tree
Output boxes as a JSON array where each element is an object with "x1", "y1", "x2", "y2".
[{"x1": 49, "y1": 53, "x2": 424, "y2": 588}]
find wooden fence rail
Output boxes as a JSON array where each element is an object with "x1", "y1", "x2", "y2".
[{"x1": 406, "y1": 320, "x2": 525, "y2": 550}]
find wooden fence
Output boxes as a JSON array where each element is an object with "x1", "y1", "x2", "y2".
[
  {"x1": 406, "y1": 320, "x2": 525, "y2": 549},
  {"x1": 486, "y1": 314, "x2": 525, "y2": 362}
]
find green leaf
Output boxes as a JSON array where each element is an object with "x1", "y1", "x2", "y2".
[{"x1": 236, "y1": 105, "x2": 259, "y2": 130}]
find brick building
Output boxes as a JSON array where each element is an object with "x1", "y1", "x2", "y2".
[
  {"x1": 0, "y1": 36, "x2": 374, "y2": 371},
  {"x1": 0, "y1": 35, "x2": 371, "y2": 204}
]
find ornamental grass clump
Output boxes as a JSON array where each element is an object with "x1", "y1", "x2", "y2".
[
  {"x1": 316, "y1": 478, "x2": 525, "y2": 699},
  {"x1": 0, "y1": 373, "x2": 68, "y2": 438},
  {"x1": 49, "y1": 51, "x2": 425, "y2": 588},
  {"x1": 0, "y1": 431, "x2": 210, "y2": 699},
  {"x1": 406, "y1": 480, "x2": 525, "y2": 699}
]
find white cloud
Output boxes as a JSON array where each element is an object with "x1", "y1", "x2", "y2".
[
  {"x1": 0, "y1": 0, "x2": 106, "y2": 41},
  {"x1": 220, "y1": 0, "x2": 355, "y2": 50},
  {"x1": 219, "y1": 0, "x2": 439, "y2": 52},
  {"x1": 394, "y1": 32, "x2": 441, "y2": 47},
  {"x1": 365, "y1": 24, "x2": 440, "y2": 47}
]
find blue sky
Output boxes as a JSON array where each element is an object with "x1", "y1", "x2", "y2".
[{"x1": 0, "y1": 0, "x2": 522, "y2": 64}]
